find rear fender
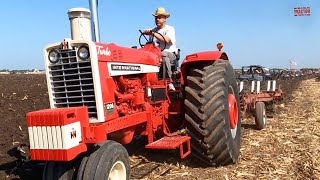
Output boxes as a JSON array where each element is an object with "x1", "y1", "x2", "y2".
[{"x1": 180, "y1": 51, "x2": 229, "y2": 85}]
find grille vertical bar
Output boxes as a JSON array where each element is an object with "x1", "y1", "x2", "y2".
[{"x1": 48, "y1": 48, "x2": 97, "y2": 118}]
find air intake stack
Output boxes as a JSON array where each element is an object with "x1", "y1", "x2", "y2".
[{"x1": 68, "y1": 8, "x2": 92, "y2": 41}]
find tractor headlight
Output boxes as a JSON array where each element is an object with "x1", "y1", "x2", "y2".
[
  {"x1": 48, "y1": 49, "x2": 60, "y2": 63},
  {"x1": 77, "y1": 46, "x2": 90, "y2": 60}
]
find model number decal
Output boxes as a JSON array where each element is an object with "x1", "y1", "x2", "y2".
[
  {"x1": 105, "y1": 102, "x2": 115, "y2": 114},
  {"x1": 106, "y1": 102, "x2": 114, "y2": 110},
  {"x1": 111, "y1": 64, "x2": 141, "y2": 71}
]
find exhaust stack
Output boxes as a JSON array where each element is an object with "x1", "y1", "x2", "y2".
[
  {"x1": 68, "y1": 8, "x2": 92, "y2": 41},
  {"x1": 89, "y1": 0, "x2": 100, "y2": 42}
]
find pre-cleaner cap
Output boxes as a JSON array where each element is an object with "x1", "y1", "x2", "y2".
[{"x1": 68, "y1": 8, "x2": 91, "y2": 19}]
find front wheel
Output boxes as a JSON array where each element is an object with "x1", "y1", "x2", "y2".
[
  {"x1": 42, "y1": 161, "x2": 76, "y2": 180},
  {"x1": 80, "y1": 141, "x2": 130, "y2": 180}
]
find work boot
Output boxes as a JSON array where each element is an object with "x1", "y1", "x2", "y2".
[{"x1": 168, "y1": 83, "x2": 176, "y2": 91}]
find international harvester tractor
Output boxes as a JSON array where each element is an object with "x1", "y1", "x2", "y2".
[{"x1": 25, "y1": 2, "x2": 241, "y2": 179}]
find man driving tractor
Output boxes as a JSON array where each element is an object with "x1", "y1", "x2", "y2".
[{"x1": 143, "y1": 7, "x2": 178, "y2": 91}]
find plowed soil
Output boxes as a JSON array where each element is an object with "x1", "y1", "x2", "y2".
[
  {"x1": 0, "y1": 74, "x2": 319, "y2": 179},
  {"x1": 0, "y1": 74, "x2": 49, "y2": 179}
]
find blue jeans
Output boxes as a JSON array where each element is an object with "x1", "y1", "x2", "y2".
[{"x1": 161, "y1": 51, "x2": 176, "y2": 79}]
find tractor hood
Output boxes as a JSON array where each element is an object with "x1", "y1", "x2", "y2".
[{"x1": 95, "y1": 43, "x2": 162, "y2": 66}]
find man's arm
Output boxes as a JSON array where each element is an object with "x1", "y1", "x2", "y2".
[
  {"x1": 143, "y1": 28, "x2": 172, "y2": 44},
  {"x1": 153, "y1": 31, "x2": 171, "y2": 43}
]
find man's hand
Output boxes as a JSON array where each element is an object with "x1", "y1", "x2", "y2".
[{"x1": 143, "y1": 29, "x2": 154, "y2": 35}]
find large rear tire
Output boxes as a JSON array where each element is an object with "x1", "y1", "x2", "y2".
[{"x1": 184, "y1": 60, "x2": 241, "y2": 166}]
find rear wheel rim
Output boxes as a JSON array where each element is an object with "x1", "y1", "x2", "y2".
[
  {"x1": 228, "y1": 86, "x2": 239, "y2": 139},
  {"x1": 108, "y1": 161, "x2": 126, "y2": 180}
]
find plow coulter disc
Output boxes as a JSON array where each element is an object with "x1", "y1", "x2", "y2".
[{"x1": 184, "y1": 60, "x2": 241, "y2": 166}]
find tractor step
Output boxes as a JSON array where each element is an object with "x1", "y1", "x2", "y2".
[{"x1": 145, "y1": 136, "x2": 191, "y2": 159}]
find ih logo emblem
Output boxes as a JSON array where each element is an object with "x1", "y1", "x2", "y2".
[
  {"x1": 70, "y1": 128, "x2": 77, "y2": 139},
  {"x1": 61, "y1": 38, "x2": 72, "y2": 50}
]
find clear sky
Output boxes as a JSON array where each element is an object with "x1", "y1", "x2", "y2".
[{"x1": 0, "y1": 0, "x2": 319, "y2": 70}]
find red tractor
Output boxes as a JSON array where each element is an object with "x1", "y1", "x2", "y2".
[{"x1": 25, "y1": 4, "x2": 241, "y2": 180}]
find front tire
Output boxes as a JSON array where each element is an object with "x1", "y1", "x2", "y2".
[
  {"x1": 184, "y1": 60, "x2": 241, "y2": 166},
  {"x1": 42, "y1": 161, "x2": 76, "y2": 180},
  {"x1": 80, "y1": 141, "x2": 130, "y2": 180}
]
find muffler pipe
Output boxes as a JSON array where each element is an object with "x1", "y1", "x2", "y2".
[{"x1": 89, "y1": 0, "x2": 100, "y2": 42}]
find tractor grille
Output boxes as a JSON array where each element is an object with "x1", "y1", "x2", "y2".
[{"x1": 48, "y1": 48, "x2": 97, "y2": 118}]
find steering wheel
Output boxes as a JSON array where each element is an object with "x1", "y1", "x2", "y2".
[{"x1": 139, "y1": 30, "x2": 167, "y2": 51}]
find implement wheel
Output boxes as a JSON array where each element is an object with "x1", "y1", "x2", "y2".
[
  {"x1": 79, "y1": 141, "x2": 130, "y2": 180},
  {"x1": 255, "y1": 102, "x2": 267, "y2": 130},
  {"x1": 184, "y1": 60, "x2": 241, "y2": 166}
]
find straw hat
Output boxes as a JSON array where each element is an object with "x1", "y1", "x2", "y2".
[{"x1": 152, "y1": 7, "x2": 170, "y2": 18}]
